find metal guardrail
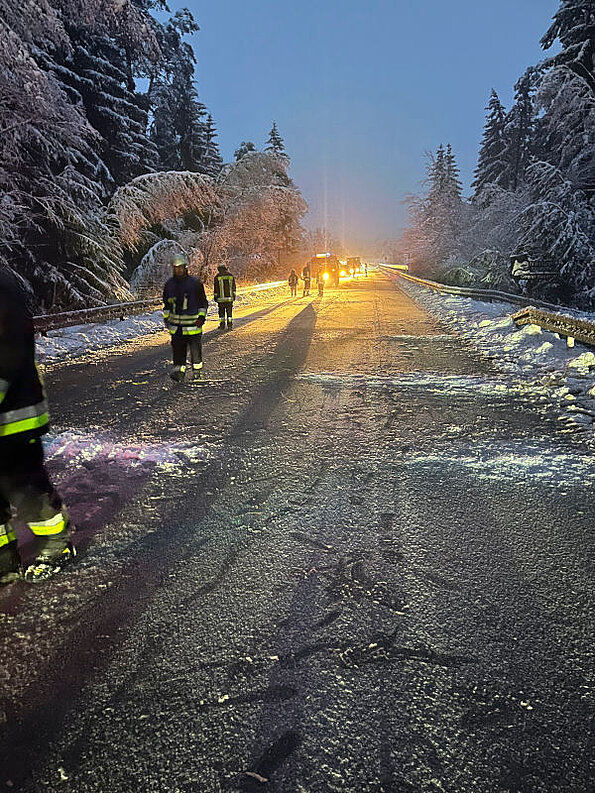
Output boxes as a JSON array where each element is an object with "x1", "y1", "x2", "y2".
[
  {"x1": 379, "y1": 265, "x2": 595, "y2": 349},
  {"x1": 511, "y1": 308, "x2": 595, "y2": 348},
  {"x1": 381, "y1": 267, "x2": 565, "y2": 311},
  {"x1": 33, "y1": 280, "x2": 286, "y2": 334},
  {"x1": 34, "y1": 299, "x2": 161, "y2": 334}
]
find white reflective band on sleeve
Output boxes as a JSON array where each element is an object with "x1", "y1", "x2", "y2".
[{"x1": 0, "y1": 378, "x2": 9, "y2": 393}]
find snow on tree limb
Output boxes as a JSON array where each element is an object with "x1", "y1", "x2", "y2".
[{"x1": 108, "y1": 170, "x2": 221, "y2": 250}]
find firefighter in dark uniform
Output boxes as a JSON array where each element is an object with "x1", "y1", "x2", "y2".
[
  {"x1": 0, "y1": 269, "x2": 75, "y2": 584},
  {"x1": 163, "y1": 253, "x2": 208, "y2": 381},
  {"x1": 288, "y1": 269, "x2": 299, "y2": 297},
  {"x1": 301, "y1": 263, "x2": 311, "y2": 297},
  {"x1": 214, "y1": 264, "x2": 236, "y2": 329}
]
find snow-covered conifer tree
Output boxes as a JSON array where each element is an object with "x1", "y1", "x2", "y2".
[
  {"x1": 0, "y1": 0, "x2": 158, "y2": 308},
  {"x1": 518, "y1": 0, "x2": 595, "y2": 305},
  {"x1": 535, "y1": 1, "x2": 595, "y2": 197},
  {"x1": 404, "y1": 144, "x2": 466, "y2": 276},
  {"x1": 502, "y1": 71, "x2": 536, "y2": 192},
  {"x1": 265, "y1": 122, "x2": 286, "y2": 156},
  {"x1": 202, "y1": 114, "x2": 223, "y2": 177},
  {"x1": 472, "y1": 90, "x2": 508, "y2": 195},
  {"x1": 521, "y1": 161, "x2": 594, "y2": 305},
  {"x1": 39, "y1": 33, "x2": 160, "y2": 187},
  {"x1": 149, "y1": 11, "x2": 210, "y2": 174}
]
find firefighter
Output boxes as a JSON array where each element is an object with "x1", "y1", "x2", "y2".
[
  {"x1": 214, "y1": 264, "x2": 236, "y2": 330},
  {"x1": 163, "y1": 253, "x2": 208, "y2": 382},
  {"x1": 288, "y1": 269, "x2": 299, "y2": 297},
  {"x1": 0, "y1": 269, "x2": 75, "y2": 584},
  {"x1": 301, "y1": 263, "x2": 311, "y2": 297}
]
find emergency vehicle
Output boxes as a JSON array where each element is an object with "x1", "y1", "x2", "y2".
[
  {"x1": 311, "y1": 253, "x2": 341, "y2": 287},
  {"x1": 346, "y1": 257, "x2": 362, "y2": 275}
]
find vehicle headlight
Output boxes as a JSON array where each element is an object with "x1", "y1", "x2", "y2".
[{"x1": 323, "y1": 272, "x2": 329, "y2": 280}]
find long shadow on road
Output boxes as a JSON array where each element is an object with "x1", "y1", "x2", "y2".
[{"x1": 0, "y1": 303, "x2": 318, "y2": 790}]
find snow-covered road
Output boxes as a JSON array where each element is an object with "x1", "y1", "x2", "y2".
[{"x1": 1, "y1": 271, "x2": 593, "y2": 792}]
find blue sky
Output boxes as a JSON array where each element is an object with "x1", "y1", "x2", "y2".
[{"x1": 185, "y1": 0, "x2": 560, "y2": 249}]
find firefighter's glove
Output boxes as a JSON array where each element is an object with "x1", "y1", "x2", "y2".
[{"x1": 196, "y1": 316, "x2": 206, "y2": 327}]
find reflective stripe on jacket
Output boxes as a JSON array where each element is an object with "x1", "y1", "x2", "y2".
[
  {"x1": 0, "y1": 272, "x2": 50, "y2": 442},
  {"x1": 162, "y1": 275, "x2": 208, "y2": 336},
  {"x1": 214, "y1": 272, "x2": 236, "y2": 303}
]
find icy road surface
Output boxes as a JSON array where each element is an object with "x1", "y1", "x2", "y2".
[{"x1": 0, "y1": 272, "x2": 593, "y2": 792}]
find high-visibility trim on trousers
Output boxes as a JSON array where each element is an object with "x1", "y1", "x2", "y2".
[
  {"x1": 0, "y1": 528, "x2": 17, "y2": 547},
  {"x1": 28, "y1": 511, "x2": 67, "y2": 536},
  {"x1": 0, "y1": 402, "x2": 50, "y2": 437},
  {"x1": 166, "y1": 326, "x2": 202, "y2": 336},
  {"x1": 0, "y1": 400, "x2": 49, "y2": 426}
]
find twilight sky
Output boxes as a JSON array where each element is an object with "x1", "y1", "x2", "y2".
[{"x1": 186, "y1": 0, "x2": 560, "y2": 250}]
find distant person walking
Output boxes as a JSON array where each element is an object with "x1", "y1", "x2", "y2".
[
  {"x1": 0, "y1": 269, "x2": 75, "y2": 583},
  {"x1": 163, "y1": 253, "x2": 208, "y2": 381},
  {"x1": 288, "y1": 269, "x2": 299, "y2": 297},
  {"x1": 301, "y1": 263, "x2": 311, "y2": 297},
  {"x1": 214, "y1": 264, "x2": 237, "y2": 329}
]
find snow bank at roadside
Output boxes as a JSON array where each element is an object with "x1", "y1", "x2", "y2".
[
  {"x1": 36, "y1": 311, "x2": 165, "y2": 364},
  {"x1": 392, "y1": 275, "x2": 595, "y2": 431},
  {"x1": 36, "y1": 283, "x2": 287, "y2": 364}
]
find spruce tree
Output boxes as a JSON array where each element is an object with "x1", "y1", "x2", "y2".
[
  {"x1": 472, "y1": 90, "x2": 508, "y2": 195},
  {"x1": 149, "y1": 11, "x2": 210, "y2": 173},
  {"x1": 63, "y1": 33, "x2": 160, "y2": 186},
  {"x1": 410, "y1": 143, "x2": 465, "y2": 273},
  {"x1": 444, "y1": 143, "x2": 463, "y2": 200},
  {"x1": 427, "y1": 143, "x2": 446, "y2": 197},
  {"x1": 535, "y1": 0, "x2": 595, "y2": 195},
  {"x1": 518, "y1": 0, "x2": 595, "y2": 306},
  {"x1": 502, "y1": 71, "x2": 535, "y2": 191},
  {"x1": 202, "y1": 114, "x2": 223, "y2": 177},
  {"x1": 541, "y1": 0, "x2": 595, "y2": 93},
  {"x1": 265, "y1": 122, "x2": 286, "y2": 155}
]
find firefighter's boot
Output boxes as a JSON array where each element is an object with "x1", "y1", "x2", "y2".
[
  {"x1": 188, "y1": 363, "x2": 203, "y2": 381},
  {"x1": 24, "y1": 537, "x2": 76, "y2": 583},
  {"x1": 226, "y1": 319, "x2": 233, "y2": 330},
  {"x1": 24, "y1": 510, "x2": 76, "y2": 583},
  {"x1": 0, "y1": 526, "x2": 22, "y2": 585},
  {"x1": 170, "y1": 365, "x2": 186, "y2": 382}
]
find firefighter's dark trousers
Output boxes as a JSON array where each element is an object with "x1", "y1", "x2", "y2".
[
  {"x1": 0, "y1": 436, "x2": 69, "y2": 555},
  {"x1": 218, "y1": 302, "x2": 233, "y2": 327},
  {"x1": 171, "y1": 328, "x2": 202, "y2": 368}
]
